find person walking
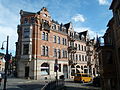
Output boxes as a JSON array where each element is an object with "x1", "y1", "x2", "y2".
[{"x1": 0, "y1": 73, "x2": 2, "y2": 86}]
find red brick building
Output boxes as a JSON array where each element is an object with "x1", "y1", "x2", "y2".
[{"x1": 16, "y1": 7, "x2": 97, "y2": 80}]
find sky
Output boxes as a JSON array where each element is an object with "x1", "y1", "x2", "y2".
[{"x1": 0, "y1": 0, "x2": 112, "y2": 56}]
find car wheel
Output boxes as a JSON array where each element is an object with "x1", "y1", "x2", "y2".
[{"x1": 81, "y1": 80, "x2": 85, "y2": 83}]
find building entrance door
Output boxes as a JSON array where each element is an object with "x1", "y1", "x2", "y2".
[
  {"x1": 63, "y1": 65, "x2": 68, "y2": 79},
  {"x1": 25, "y1": 66, "x2": 29, "y2": 78}
]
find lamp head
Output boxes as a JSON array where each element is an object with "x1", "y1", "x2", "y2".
[{"x1": 1, "y1": 45, "x2": 4, "y2": 50}]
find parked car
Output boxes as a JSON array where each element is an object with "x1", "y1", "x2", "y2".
[
  {"x1": 74, "y1": 73, "x2": 92, "y2": 83},
  {"x1": 93, "y1": 76, "x2": 101, "y2": 87}
]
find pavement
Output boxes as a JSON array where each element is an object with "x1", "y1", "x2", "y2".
[
  {"x1": 0, "y1": 78, "x2": 101, "y2": 90},
  {"x1": 0, "y1": 77, "x2": 48, "y2": 90}
]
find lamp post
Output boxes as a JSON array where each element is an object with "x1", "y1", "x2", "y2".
[
  {"x1": 1, "y1": 36, "x2": 9, "y2": 90},
  {"x1": 55, "y1": 58, "x2": 58, "y2": 80}
]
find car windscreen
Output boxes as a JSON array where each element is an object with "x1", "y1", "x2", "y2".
[{"x1": 75, "y1": 74, "x2": 81, "y2": 76}]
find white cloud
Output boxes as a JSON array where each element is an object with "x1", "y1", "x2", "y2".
[
  {"x1": 0, "y1": 26, "x2": 17, "y2": 55},
  {"x1": 98, "y1": 0, "x2": 109, "y2": 5},
  {"x1": 0, "y1": 3, "x2": 18, "y2": 56},
  {"x1": 72, "y1": 14, "x2": 86, "y2": 22},
  {"x1": 74, "y1": 27, "x2": 105, "y2": 39}
]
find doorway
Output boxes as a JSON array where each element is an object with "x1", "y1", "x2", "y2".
[
  {"x1": 63, "y1": 65, "x2": 68, "y2": 79},
  {"x1": 25, "y1": 66, "x2": 29, "y2": 78}
]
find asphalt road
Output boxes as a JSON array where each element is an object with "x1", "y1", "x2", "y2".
[{"x1": 64, "y1": 80, "x2": 101, "y2": 90}]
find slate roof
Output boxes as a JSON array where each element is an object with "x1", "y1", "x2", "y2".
[
  {"x1": 20, "y1": 10, "x2": 36, "y2": 16},
  {"x1": 64, "y1": 22, "x2": 70, "y2": 30}
]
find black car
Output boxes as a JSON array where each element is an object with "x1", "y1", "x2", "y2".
[{"x1": 93, "y1": 76, "x2": 101, "y2": 87}]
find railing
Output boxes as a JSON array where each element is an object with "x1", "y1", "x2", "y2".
[
  {"x1": 67, "y1": 36, "x2": 75, "y2": 41},
  {"x1": 41, "y1": 79, "x2": 64, "y2": 90},
  {"x1": 68, "y1": 46, "x2": 77, "y2": 52}
]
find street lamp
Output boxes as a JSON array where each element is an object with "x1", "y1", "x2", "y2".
[
  {"x1": 55, "y1": 58, "x2": 58, "y2": 81},
  {"x1": 1, "y1": 36, "x2": 10, "y2": 90},
  {"x1": 1, "y1": 41, "x2": 7, "y2": 50}
]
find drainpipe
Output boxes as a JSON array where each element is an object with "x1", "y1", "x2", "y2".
[{"x1": 36, "y1": 24, "x2": 38, "y2": 80}]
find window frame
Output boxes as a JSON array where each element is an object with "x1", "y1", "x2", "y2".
[{"x1": 23, "y1": 44, "x2": 29, "y2": 55}]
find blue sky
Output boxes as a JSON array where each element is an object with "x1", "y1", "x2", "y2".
[{"x1": 0, "y1": 0, "x2": 112, "y2": 56}]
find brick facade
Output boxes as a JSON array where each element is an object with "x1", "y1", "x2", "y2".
[{"x1": 16, "y1": 7, "x2": 97, "y2": 80}]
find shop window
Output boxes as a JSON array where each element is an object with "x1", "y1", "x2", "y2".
[{"x1": 41, "y1": 63, "x2": 49, "y2": 75}]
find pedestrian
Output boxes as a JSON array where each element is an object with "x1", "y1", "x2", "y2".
[{"x1": 0, "y1": 73, "x2": 2, "y2": 86}]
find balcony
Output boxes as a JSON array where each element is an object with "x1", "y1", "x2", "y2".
[
  {"x1": 67, "y1": 36, "x2": 75, "y2": 41},
  {"x1": 42, "y1": 22, "x2": 50, "y2": 31},
  {"x1": 68, "y1": 60, "x2": 73, "y2": 65},
  {"x1": 21, "y1": 55, "x2": 32, "y2": 61},
  {"x1": 68, "y1": 46, "x2": 77, "y2": 53},
  {"x1": 86, "y1": 50, "x2": 93, "y2": 56}
]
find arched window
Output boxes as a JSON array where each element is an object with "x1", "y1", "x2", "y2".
[
  {"x1": 71, "y1": 65, "x2": 75, "y2": 68},
  {"x1": 46, "y1": 33, "x2": 48, "y2": 41},
  {"x1": 42, "y1": 46, "x2": 45, "y2": 56},
  {"x1": 84, "y1": 66, "x2": 88, "y2": 73},
  {"x1": 82, "y1": 55, "x2": 84, "y2": 61},
  {"x1": 76, "y1": 54, "x2": 78, "y2": 61},
  {"x1": 58, "y1": 49, "x2": 61, "y2": 58},
  {"x1": 41, "y1": 63, "x2": 49, "y2": 75},
  {"x1": 46, "y1": 46, "x2": 48, "y2": 56},
  {"x1": 58, "y1": 36, "x2": 60, "y2": 44},
  {"x1": 78, "y1": 44, "x2": 80, "y2": 50},
  {"x1": 84, "y1": 66, "x2": 87, "y2": 68},
  {"x1": 54, "y1": 49, "x2": 57, "y2": 57},
  {"x1": 42, "y1": 32, "x2": 45, "y2": 40},
  {"x1": 85, "y1": 56, "x2": 87, "y2": 61},
  {"x1": 54, "y1": 35, "x2": 56, "y2": 43},
  {"x1": 76, "y1": 69, "x2": 80, "y2": 73},
  {"x1": 79, "y1": 54, "x2": 81, "y2": 61},
  {"x1": 76, "y1": 65, "x2": 80, "y2": 68},
  {"x1": 81, "y1": 66, "x2": 83, "y2": 70}
]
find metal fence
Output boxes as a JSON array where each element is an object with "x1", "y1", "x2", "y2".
[{"x1": 41, "y1": 79, "x2": 64, "y2": 90}]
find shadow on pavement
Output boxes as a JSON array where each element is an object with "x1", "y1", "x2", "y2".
[
  {"x1": 4, "y1": 88, "x2": 21, "y2": 90},
  {"x1": 65, "y1": 81, "x2": 75, "y2": 83},
  {"x1": 17, "y1": 84, "x2": 44, "y2": 90},
  {"x1": 82, "y1": 82, "x2": 101, "y2": 87},
  {"x1": 64, "y1": 86, "x2": 95, "y2": 90}
]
